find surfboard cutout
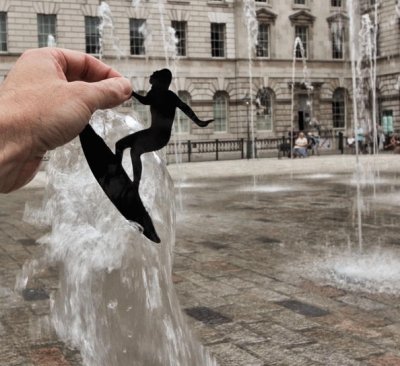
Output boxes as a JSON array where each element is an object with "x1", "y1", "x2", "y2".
[{"x1": 79, "y1": 125, "x2": 161, "y2": 244}]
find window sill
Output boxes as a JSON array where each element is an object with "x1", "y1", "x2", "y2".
[
  {"x1": 167, "y1": 0, "x2": 190, "y2": 4},
  {"x1": 292, "y1": 5, "x2": 311, "y2": 11},
  {"x1": 207, "y1": 0, "x2": 231, "y2": 8},
  {"x1": 129, "y1": 55, "x2": 147, "y2": 58}
]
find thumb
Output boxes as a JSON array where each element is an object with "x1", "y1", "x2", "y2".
[{"x1": 73, "y1": 77, "x2": 132, "y2": 112}]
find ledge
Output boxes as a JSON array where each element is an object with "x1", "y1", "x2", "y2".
[
  {"x1": 207, "y1": 0, "x2": 231, "y2": 8},
  {"x1": 167, "y1": 0, "x2": 190, "y2": 4}
]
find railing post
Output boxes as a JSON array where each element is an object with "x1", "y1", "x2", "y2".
[
  {"x1": 216, "y1": 139, "x2": 219, "y2": 161},
  {"x1": 254, "y1": 138, "x2": 258, "y2": 158},
  {"x1": 188, "y1": 140, "x2": 191, "y2": 162},
  {"x1": 241, "y1": 138, "x2": 244, "y2": 159},
  {"x1": 338, "y1": 132, "x2": 344, "y2": 154}
]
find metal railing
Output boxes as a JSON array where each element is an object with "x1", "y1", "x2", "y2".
[
  {"x1": 166, "y1": 132, "x2": 348, "y2": 163},
  {"x1": 167, "y1": 138, "x2": 244, "y2": 162}
]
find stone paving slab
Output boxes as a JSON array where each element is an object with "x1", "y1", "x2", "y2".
[{"x1": 2, "y1": 156, "x2": 400, "y2": 365}]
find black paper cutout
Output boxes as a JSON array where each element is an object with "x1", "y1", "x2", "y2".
[
  {"x1": 115, "y1": 69, "x2": 213, "y2": 187},
  {"x1": 80, "y1": 69, "x2": 213, "y2": 244},
  {"x1": 80, "y1": 125, "x2": 160, "y2": 243}
]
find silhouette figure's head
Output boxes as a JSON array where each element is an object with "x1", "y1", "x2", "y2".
[{"x1": 150, "y1": 69, "x2": 172, "y2": 89}]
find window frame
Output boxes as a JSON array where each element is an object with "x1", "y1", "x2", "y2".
[
  {"x1": 295, "y1": 25, "x2": 308, "y2": 59},
  {"x1": 331, "y1": 23, "x2": 344, "y2": 60},
  {"x1": 171, "y1": 20, "x2": 187, "y2": 57},
  {"x1": 213, "y1": 92, "x2": 229, "y2": 132},
  {"x1": 211, "y1": 23, "x2": 226, "y2": 58},
  {"x1": 332, "y1": 88, "x2": 346, "y2": 129},
  {"x1": 256, "y1": 23, "x2": 270, "y2": 58},
  {"x1": 129, "y1": 18, "x2": 146, "y2": 56},
  {"x1": 85, "y1": 16, "x2": 101, "y2": 55},
  {"x1": 0, "y1": 12, "x2": 7, "y2": 53},
  {"x1": 37, "y1": 14, "x2": 57, "y2": 48}
]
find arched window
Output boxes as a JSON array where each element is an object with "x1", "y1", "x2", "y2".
[
  {"x1": 174, "y1": 91, "x2": 191, "y2": 134},
  {"x1": 332, "y1": 88, "x2": 346, "y2": 129},
  {"x1": 255, "y1": 88, "x2": 273, "y2": 131},
  {"x1": 133, "y1": 90, "x2": 150, "y2": 127},
  {"x1": 213, "y1": 92, "x2": 229, "y2": 132}
]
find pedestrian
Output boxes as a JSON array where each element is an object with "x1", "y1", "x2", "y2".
[
  {"x1": 293, "y1": 131, "x2": 308, "y2": 158},
  {"x1": 0, "y1": 48, "x2": 132, "y2": 193}
]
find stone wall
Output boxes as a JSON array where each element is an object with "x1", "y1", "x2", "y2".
[{"x1": 0, "y1": 0, "x2": 398, "y2": 141}]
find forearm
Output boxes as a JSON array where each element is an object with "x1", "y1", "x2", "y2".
[{"x1": 0, "y1": 93, "x2": 43, "y2": 192}]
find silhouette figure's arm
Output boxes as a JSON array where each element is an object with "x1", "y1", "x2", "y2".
[
  {"x1": 176, "y1": 99, "x2": 213, "y2": 127},
  {"x1": 131, "y1": 91, "x2": 151, "y2": 105}
]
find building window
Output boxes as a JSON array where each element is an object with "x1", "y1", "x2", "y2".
[
  {"x1": 211, "y1": 23, "x2": 225, "y2": 58},
  {"x1": 171, "y1": 21, "x2": 186, "y2": 57},
  {"x1": 255, "y1": 88, "x2": 273, "y2": 131},
  {"x1": 331, "y1": 23, "x2": 344, "y2": 59},
  {"x1": 294, "y1": 0, "x2": 306, "y2": 4},
  {"x1": 332, "y1": 89, "x2": 346, "y2": 128},
  {"x1": 37, "y1": 14, "x2": 56, "y2": 48},
  {"x1": 295, "y1": 26, "x2": 308, "y2": 58},
  {"x1": 85, "y1": 16, "x2": 100, "y2": 54},
  {"x1": 130, "y1": 19, "x2": 146, "y2": 56},
  {"x1": 174, "y1": 91, "x2": 191, "y2": 134},
  {"x1": 331, "y1": 0, "x2": 342, "y2": 6},
  {"x1": 133, "y1": 90, "x2": 150, "y2": 126},
  {"x1": 214, "y1": 92, "x2": 228, "y2": 132},
  {"x1": 256, "y1": 23, "x2": 269, "y2": 57},
  {"x1": 0, "y1": 12, "x2": 7, "y2": 52}
]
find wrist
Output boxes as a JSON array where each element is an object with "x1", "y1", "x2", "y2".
[{"x1": 0, "y1": 90, "x2": 43, "y2": 192}]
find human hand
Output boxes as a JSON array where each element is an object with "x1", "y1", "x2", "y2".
[
  {"x1": 0, "y1": 48, "x2": 132, "y2": 192},
  {"x1": 197, "y1": 119, "x2": 214, "y2": 127}
]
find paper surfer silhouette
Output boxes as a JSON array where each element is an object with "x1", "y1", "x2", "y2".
[
  {"x1": 115, "y1": 69, "x2": 213, "y2": 187},
  {"x1": 79, "y1": 68, "x2": 213, "y2": 244}
]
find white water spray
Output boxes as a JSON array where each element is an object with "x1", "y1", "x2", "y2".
[
  {"x1": 20, "y1": 111, "x2": 217, "y2": 366},
  {"x1": 243, "y1": 0, "x2": 258, "y2": 159},
  {"x1": 290, "y1": 37, "x2": 313, "y2": 156},
  {"x1": 98, "y1": 2, "x2": 124, "y2": 59},
  {"x1": 47, "y1": 34, "x2": 56, "y2": 47}
]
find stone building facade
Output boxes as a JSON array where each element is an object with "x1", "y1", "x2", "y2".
[{"x1": 0, "y1": 0, "x2": 398, "y2": 143}]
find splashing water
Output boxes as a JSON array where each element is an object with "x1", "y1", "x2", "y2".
[
  {"x1": 243, "y1": 0, "x2": 258, "y2": 159},
  {"x1": 290, "y1": 37, "x2": 313, "y2": 155},
  {"x1": 47, "y1": 34, "x2": 56, "y2": 47},
  {"x1": 396, "y1": 0, "x2": 400, "y2": 17},
  {"x1": 98, "y1": 2, "x2": 125, "y2": 59},
  {"x1": 312, "y1": 249, "x2": 400, "y2": 295},
  {"x1": 157, "y1": 0, "x2": 172, "y2": 67},
  {"x1": 132, "y1": 0, "x2": 142, "y2": 7},
  {"x1": 20, "y1": 111, "x2": 217, "y2": 366}
]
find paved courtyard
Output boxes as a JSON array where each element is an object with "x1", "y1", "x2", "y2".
[{"x1": 1, "y1": 155, "x2": 400, "y2": 365}]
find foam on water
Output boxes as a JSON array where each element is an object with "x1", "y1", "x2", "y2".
[
  {"x1": 20, "y1": 110, "x2": 216, "y2": 366},
  {"x1": 312, "y1": 250, "x2": 400, "y2": 295},
  {"x1": 239, "y1": 185, "x2": 296, "y2": 193},
  {"x1": 302, "y1": 174, "x2": 335, "y2": 180}
]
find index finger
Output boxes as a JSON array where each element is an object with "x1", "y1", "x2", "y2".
[{"x1": 50, "y1": 48, "x2": 122, "y2": 82}]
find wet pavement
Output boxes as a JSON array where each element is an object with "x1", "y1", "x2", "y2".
[{"x1": 2, "y1": 155, "x2": 400, "y2": 365}]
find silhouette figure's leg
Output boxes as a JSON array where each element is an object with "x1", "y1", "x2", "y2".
[
  {"x1": 130, "y1": 149, "x2": 143, "y2": 188},
  {"x1": 115, "y1": 139, "x2": 127, "y2": 164},
  {"x1": 115, "y1": 134, "x2": 138, "y2": 164}
]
